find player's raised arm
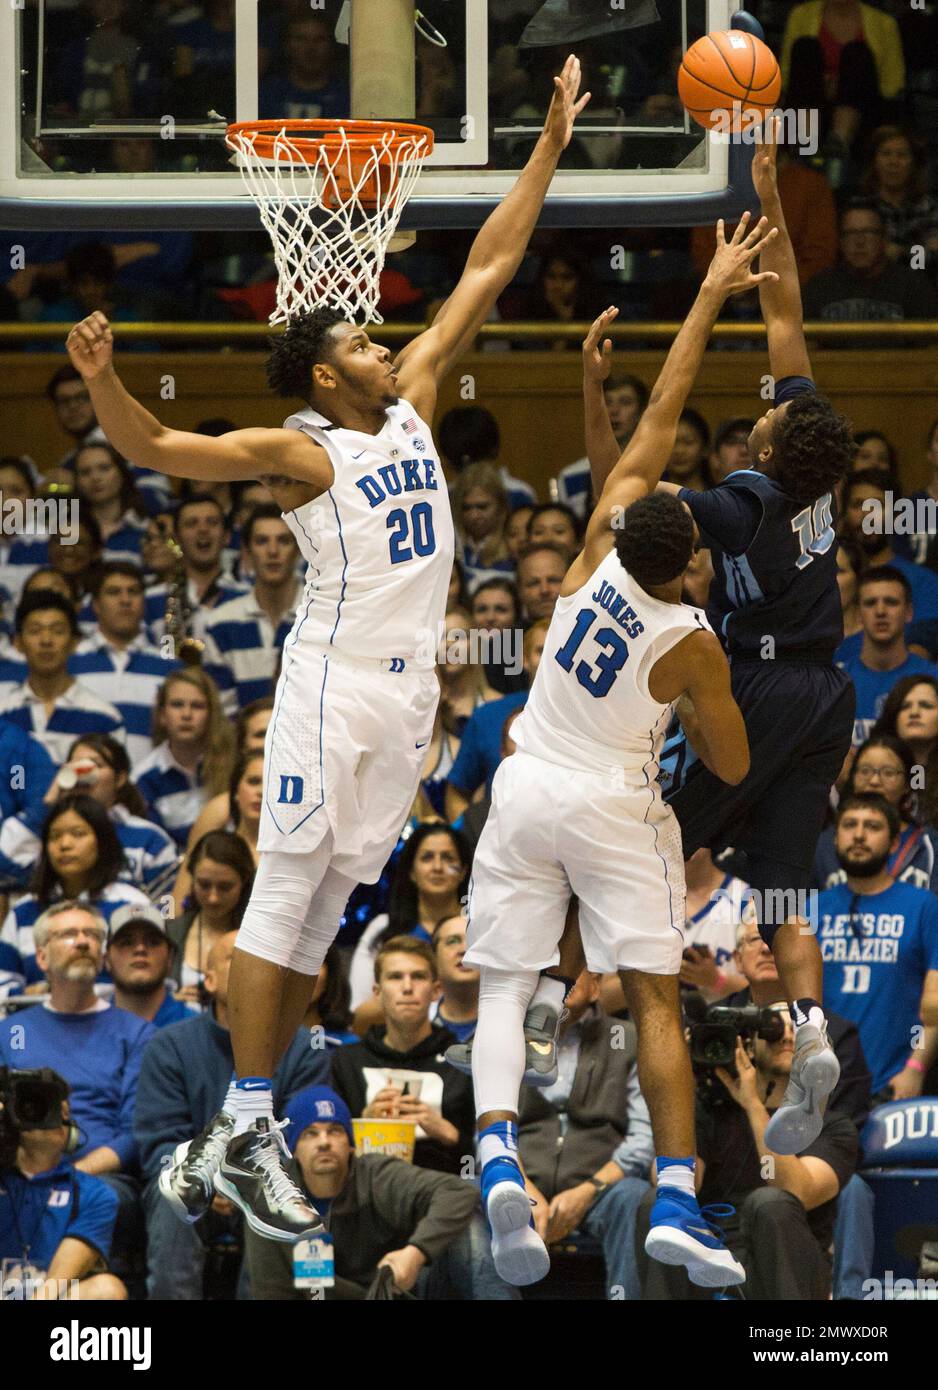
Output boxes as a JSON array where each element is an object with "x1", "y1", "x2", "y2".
[
  {"x1": 66, "y1": 312, "x2": 332, "y2": 489},
  {"x1": 752, "y1": 116, "x2": 813, "y2": 381},
  {"x1": 393, "y1": 55, "x2": 590, "y2": 409},
  {"x1": 575, "y1": 216, "x2": 778, "y2": 567},
  {"x1": 651, "y1": 630, "x2": 750, "y2": 787},
  {"x1": 581, "y1": 306, "x2": 621, "y2": 499}
]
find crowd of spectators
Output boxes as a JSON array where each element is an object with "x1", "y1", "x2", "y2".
[
  {"x1": 3, "y1": 1, "x2": 937, "y2": 335},
  {"x1": 0, "y1": 352, "x2": 936, "y2": 1300},
  {"x1": 1, "y1": 0, "x2": 936, "y2": 1307}
]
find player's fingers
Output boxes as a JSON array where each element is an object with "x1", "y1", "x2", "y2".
[
  {"x1": 714, "y1": 217, "x2": 725, "y2": 248},
  {"x1": 740, "y1": 213, "x2": 769, "y2": 243},
  {"x1": 742, "y1": 227, "x2": 779, "y2": 263},
  {"x1": 730, "y1": 210, "x2": 755, "y2": 245},
  {"x1": 71, "y1": 324, "x2": 99, "y2": 352},
  {"x1": 602, "y1": 338, "x2": 612, "y2": 357},
  {"x1": 749, "y1": 271, "x2": 780, "y2": 285},
  {"x1": 573, "y1": 92, "x2": 591, "y2": 116}
]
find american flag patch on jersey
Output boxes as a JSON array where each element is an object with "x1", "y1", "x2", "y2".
[{"x1": 402, "y1": 418, "x2": 418, "y2": 433}]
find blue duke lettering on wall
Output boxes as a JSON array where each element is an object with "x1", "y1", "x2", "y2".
[
  {"x1": 354, "y1": 458, "x2": 439, "y2": 508},
  {"x1": 278, "y1": 775, "x2": 305, "y2": 805}
]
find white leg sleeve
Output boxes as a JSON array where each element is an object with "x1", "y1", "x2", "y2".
[
  {"x1": 235, "y1": 843, "x2": 334, "y2": 970},
  {"x1": 284, "y1": 864, "x2": 357, "y2": 977},
  {"x1": 472, "y1": 967, "x2": 540, "y2": 1119}
]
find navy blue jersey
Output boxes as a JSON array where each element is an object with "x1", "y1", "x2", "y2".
[{"x1": 680, "y1": 380, "x2": 843, "y2": 661}]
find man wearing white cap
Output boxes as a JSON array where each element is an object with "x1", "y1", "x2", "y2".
[{"x1": 105, "y1": 903, "x2": 196, "y2": 1029}]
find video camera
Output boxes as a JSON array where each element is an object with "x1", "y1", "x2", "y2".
[
  {"x1": 684, "y1": 997, "x2": 785, "y2": 1107},
  {"x1": 0, "y1": 1067, "x2": 70, "y2": 1169}
]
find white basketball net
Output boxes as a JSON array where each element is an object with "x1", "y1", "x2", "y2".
[{"x1": 226, "y1": 123, "x2": 431, "y2": 325}]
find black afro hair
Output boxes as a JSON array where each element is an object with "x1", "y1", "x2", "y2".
[
  {"x1": 266, "y1": 307, "x2": 350, "y2": 400},
  {"x1": 772, "y1": 394, "x2": 855, "y2": 503},
  {"x1": 612, "y1": 491, "x2": 695, "y2": 590}
]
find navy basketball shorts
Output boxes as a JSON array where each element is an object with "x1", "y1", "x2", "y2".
[{"x1": 663, "y1": 659, "x2": 855, "y2": 935}]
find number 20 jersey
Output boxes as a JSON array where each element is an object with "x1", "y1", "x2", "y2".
[
  {"x1": 281, "y1": 401, "x2": 454, "y2": 668},
  {"x1": 512, "y1": 545, "x2": 711, "y2": 786}
]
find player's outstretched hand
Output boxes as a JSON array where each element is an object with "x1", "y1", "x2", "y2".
[
  {"x1": 752, "y1": 114, "x2": 782, "y2": 203},
  {"x1": 543, "y1": 54, "x2": 591, "y2": 152},
  {"x1": 66, "y1": 311, "x2": 114, "y2": 380},
  {"x1": 582, "y1": 306, "x2": 618, "y2": 385},
  {"x1": 704, "y1": 211, "x2": 779, "y2": 300}
]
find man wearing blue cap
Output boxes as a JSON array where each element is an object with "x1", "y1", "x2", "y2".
[{"x1": 246, "y1": 1086, "x2": 516, "y2": 1300}]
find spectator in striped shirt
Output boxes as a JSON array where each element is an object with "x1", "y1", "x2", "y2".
[
  {"x1": 73, "y1": 444, "x2": 148, "y2": 564},
  {"x1": 70, "y1": 561, "x2": 181, "y2": 762},
  {"x1": 0, "y1": 793, "x2": 150, "y2": 995},
  {"x1": 150, "y1": 698, "x2": 270, "y2": 894},
  {"x1": 132, "y1": 668, "x2": 234, "y2": 850},
  {"x1": 202, "y1": 504, "x2": 302, "y2": 714},
  {"x1": 166, "y1": 830, "x2": 256, "y2": 1005},
  {"x1": 1, "y1": 569, "x2": 77, "y2": 687},
  {"x1": 84, "y1": 508, "x2": 179, "y2": 642},
  {"x1": 47, "y1": 514, "x2": 103, "y2": 619},
  {"x1": 0, "y1": 457, "x2": 52, "y2": 604},
  {"x1": 146, "y1": 496, "x2": 248, "y2": 647},
  {"x1": 171, "y1": 748, "x2": 263, "y2": 910},
  {"x1": 0, "y1": 592, "x2": 124, "y2": 765},
  {"x1": 43, "y1": 733, "x2": 180, "y2": 898},
  {"x1": 0, "y1": 719, "x2": 57, "y2": 892},
  {"x1": 140, "y1": 508, "x2": 178, "y2": 587},
  {"x1": 228, "y1": 479, "x2": 282, "y2": 582}
]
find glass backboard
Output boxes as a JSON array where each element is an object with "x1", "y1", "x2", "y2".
[{"x1": 1, "y1": 0, "x2": 751, "y2": 230}]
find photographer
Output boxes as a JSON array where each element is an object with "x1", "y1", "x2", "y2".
[
  {"x1": 728, "y1": 916, "x2": 872, "y2": 1130},
  {"x1": 635, "y1": 1007, "x2": 859, "y2": 1300},
  {"x1": 246, "y1": 1086, "x2": 517, "y2": 1301},
  {"x1": 0, "y1": 1068, "x2": 126, "y2": 1300}
]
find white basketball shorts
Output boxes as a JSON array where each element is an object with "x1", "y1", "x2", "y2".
[
  {"x1": 257, "y1": 642, "x2": 438, "y2": 881},
  {"x1": 464, "y1": 749, "x2": 686, "y2": 975}
]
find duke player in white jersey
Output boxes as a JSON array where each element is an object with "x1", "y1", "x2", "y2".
[
  {"x1": 462, "y1": 218, "x2": 778, "y2": 1289},
  {"x1": 65, "y1": 56, "x2": 591, "y2": 1244}
]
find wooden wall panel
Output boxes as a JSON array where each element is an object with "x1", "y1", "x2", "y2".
[{"x1": 3, "y1": 350, "x2": 937, "y2": 497}]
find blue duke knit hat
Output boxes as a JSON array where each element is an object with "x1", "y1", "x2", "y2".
[{"x1": 283, "y1": 1086, "x2": 355, "y2": 1152}]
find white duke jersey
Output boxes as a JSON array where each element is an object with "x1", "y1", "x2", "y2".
[
  {"x1": 513, "y1": 546, "x2": 711, "y2": 785},
  {"x1": 281, "y1": 400, "x2": 454, "y2": 667}
]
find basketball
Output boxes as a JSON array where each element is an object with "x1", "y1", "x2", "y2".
[{"x1": 678, "y1": 29, "x2": 781, "y2": 131}]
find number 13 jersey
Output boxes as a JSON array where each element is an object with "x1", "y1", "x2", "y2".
[
  {"x1": 281, "y1": 400, "x2": 454, "y2": 668},
  {"x1": 512, "y1": 545, "x2": 711, "y2": 786}
]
